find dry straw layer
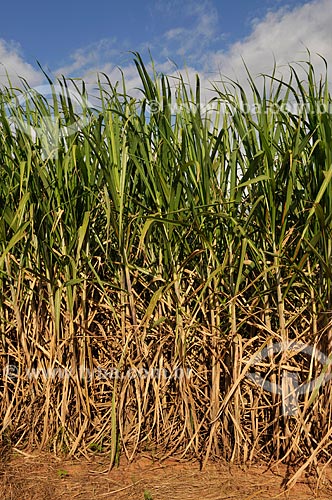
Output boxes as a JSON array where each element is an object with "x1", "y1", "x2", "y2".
[{"x1": 0, "y1": 53, "x2": 332, "y2": 478}]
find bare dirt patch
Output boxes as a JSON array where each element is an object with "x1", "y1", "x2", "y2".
[{"x1": 1, "y1": 451, "x2": 332, "y2": 500}]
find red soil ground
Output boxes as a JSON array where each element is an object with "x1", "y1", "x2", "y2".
[{"x1": 1, "y1": 451, "x2": 332, "y2": 499}]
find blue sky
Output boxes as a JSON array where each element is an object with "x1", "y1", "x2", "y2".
[{"x1": 0, "y1": 0, "x2": 331, "y2": 89}]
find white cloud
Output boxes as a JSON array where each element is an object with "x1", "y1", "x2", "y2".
[
  {"x1": 42, "y1": 0, "x2": 331, "y2": 113},
  {"x1": 141, "y1": 0, "x2": 332, "y2": 103},
  {"x1": 0, "y1": 39, "x2": 43, "y2": 87},
  {"x1": 205, "y1": 0, "x2": 332, "y2": 86},
  {"x1": 147, "y1": 0, "x2": 332, "y2": 100},
  {"x1": 55, "y1": 38, "x2": 123, "y2": 79},
  {"x1": 142, "y1": 0, "x2": 332, "y2": 106},
  {"x1": 1, "y1": 0, "x2": 330, "y2": 106},
  {"x1": 160, "y1": 0, "x2": 221, "y2": 61}
]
